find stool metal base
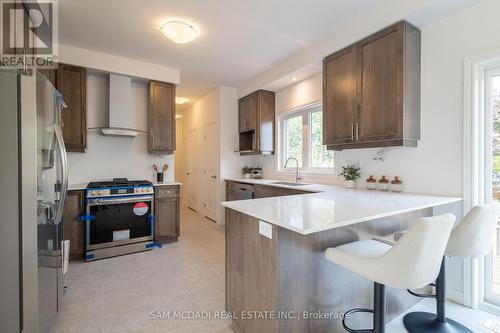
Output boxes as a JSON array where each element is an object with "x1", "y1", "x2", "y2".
[{"x1": 403, "y1": 311, "x2": 474, "y2": 333}]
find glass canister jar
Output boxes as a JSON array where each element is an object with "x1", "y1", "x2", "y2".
[
  {"x1": 391, "y1": 176, "x2": 403, "y2": 192},
  {"x1": 378, "y1": 176, "x2": 389, "y2": 191},
  {"x1": 366, "y1": 175, "x2": 377, "y2": 190}
]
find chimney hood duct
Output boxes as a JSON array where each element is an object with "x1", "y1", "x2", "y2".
[{"x1": 99, "y1": 74, "x2": 141, "y2": 137}]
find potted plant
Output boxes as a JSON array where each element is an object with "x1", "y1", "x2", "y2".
[
  {"x1": 339, "y1": 164, "x2": 361, "y2": 188},
  {"x1": 242, "y1": 166, "x2": 252, "y2": 179}
]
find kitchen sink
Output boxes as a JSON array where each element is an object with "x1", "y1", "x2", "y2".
[{"x1": 270, "y1": 181, "x2": 309, "y2": 186}]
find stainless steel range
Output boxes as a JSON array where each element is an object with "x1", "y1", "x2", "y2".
[{"x1": 84, "y1": 178, "x2": 157, "y2": 261}]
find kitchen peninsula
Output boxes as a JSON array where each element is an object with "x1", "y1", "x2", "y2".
[{"x1": 221, "y1": 183, "x2": 461, "y2": 333}]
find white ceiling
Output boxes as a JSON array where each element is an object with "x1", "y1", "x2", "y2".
[
  {"x1": 59, "y1": 0, "x2": 383, "y2": 100},
  {"x1": 59, "y1": 0, "x2": 484, "y2": 103}
]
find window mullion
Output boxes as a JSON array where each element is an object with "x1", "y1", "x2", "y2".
[{"x1": 303, "y1": 112, "x2": 310, "y2": 170}]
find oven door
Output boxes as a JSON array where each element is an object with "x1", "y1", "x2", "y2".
[{"x1": 86, "y1": 195, "x2": 154, "y2": 250}]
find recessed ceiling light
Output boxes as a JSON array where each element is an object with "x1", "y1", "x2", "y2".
[
  {"x1": 160, "y1": 20, "x2": 198, "y2": 44},
  {"x1": 292, "y1": 77, "x2": 297, "y2": 81},
  {"x1": 175, "y1": 97, "x2": 191, "y2": 105}
]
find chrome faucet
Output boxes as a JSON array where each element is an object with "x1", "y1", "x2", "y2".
[{"x1": 284, "y1": 157, "x2": 302, "y2": 183}]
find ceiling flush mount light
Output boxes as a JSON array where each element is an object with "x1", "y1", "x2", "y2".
[
  {"x1": 161, "y1": 20, "x2": 198, "y2": 44},
  {"x1": 175, "y1": 97, "x2": 191, "y2": 105}
]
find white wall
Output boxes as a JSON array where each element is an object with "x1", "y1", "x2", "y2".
[
  {"x1": 59, "y1": 44, "x2": 180, "y2": 84},
  {"x1": 253, "y1": 0, "x2": 500, "y2": 304},
  {"x1": 67, "y1": 74, "x2": 174, "y2": 184}
]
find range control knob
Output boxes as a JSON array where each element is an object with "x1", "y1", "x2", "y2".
[{"x1": 97, "y1": 191, "x2": 103, "y2": 196}]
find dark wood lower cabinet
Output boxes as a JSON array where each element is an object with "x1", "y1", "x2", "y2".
[
  {"x1": 253, "y1": 184, "x2": 311, "y2": 198},
  {"x1": 154, "y1": 186, "x2": 180, "y2": 243},
  {"x1": 225, "y1": 181, "x2": 314, "y2": 201},
  {"x1": 63, "y1": 190, "x2": 85, "y2": 259},
  {"x1": 225, "y1": 208, "x2": 429, "y2": 333}
]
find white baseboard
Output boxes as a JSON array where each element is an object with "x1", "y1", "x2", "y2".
[{"x1": 448, "y1": 287, "x2": 465, "y2": 304}]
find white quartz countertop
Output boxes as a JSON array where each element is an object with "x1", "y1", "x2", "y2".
[
  {"x1": 222, "y1": 179, "x2": 462, "y2": 235},
  {"x1": 151, "y1": 181, "x2": 182, "y2": 187},
  {"x1": 68, "y1": 181, "x2": 181, "y2": 191},
  {"x1": 68, "y1": 183, "x2": 88, "y2": 191}
]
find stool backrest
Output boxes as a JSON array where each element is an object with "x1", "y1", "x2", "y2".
[
  {"x1": 446, "y1": 204, "x2": 500, "y2": 258},
  {"x1": 380, "y1": 214, "x2": 455, "y2": 289}
]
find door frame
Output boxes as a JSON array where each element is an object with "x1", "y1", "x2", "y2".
[
  {"x1": 464, "y1": 48, "x2": 500, "y2": 313},
  {"x1": 202, "y1": 122, "x2": 218, "y2": 222},
  {"x1": 185, "y1": 128, "x2": 198, "y2": 212},
  {"x1": 480, "y1": 66, "x2": 500, "y2": 312}
]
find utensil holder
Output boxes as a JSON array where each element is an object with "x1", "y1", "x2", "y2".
[{"x1": 156, "y1": 172, "x2": 164, "y2": 183}]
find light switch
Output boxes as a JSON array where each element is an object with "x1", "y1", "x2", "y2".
[{"x1": 259, "y1": 220, "x2": 272, "y2": 239}]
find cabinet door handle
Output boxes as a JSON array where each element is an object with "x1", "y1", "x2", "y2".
[
  {"x1": 356, "y1": 123, "x2": 359, "y2": 141},
  {"x1": 351, "y1": 123, "x2": 355, "y2": 141}
]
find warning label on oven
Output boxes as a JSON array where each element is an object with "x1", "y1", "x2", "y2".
[
  {"x1": 133, "y1": 202, "x2": 149, "y2": 216},
  {"x1": 113, "y1": 229, "x2": 130, "y2": 241}
]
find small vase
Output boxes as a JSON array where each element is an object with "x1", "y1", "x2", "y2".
[
  {"x1": 344, "y1": 180, "x2": 356, "y2": 188},
  {"x1": 243, "y1": 173, "x2": 251, "y2": 179}
]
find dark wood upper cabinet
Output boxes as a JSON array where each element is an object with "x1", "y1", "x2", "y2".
[
  {"x1": 148, "y1": 81, "x2": 176, "y2": 154},
  {"x1": 323, "y1": 21, "x2": 421, "y2": 150},
  {"x1": 57, "y1": 64, "x2": 87, "y2": 152},
  {"x1": 238, "y1": 90, "x2": 275, "y2": 155},
  {"x1": 323, "y1": 45, "x2": 357, "y2": 146}
]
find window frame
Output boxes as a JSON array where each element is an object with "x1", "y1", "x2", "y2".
[
  {"x1": 277, "y1": 102, "x2": 335, "y2": 175},
  {"x1": 483, "y1": 66, "x2": 500, "y2": 308},
  {"x1": 464, "y1": 48, "x2": 500, "y2": 314}
]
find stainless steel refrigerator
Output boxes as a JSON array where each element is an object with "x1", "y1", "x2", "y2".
[{"x1": 0, "y1": 69, "x2": 69, "y2": 333}]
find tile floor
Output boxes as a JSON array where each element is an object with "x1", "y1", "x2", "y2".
[{"x1": 51, "y1": 206, "x2": 500, "y2": 333}]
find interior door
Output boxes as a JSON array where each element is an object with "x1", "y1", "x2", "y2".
[
  {"x1": 323, "y1": 45, "x2": 357, "y2": 146},
  {"x1": 357, "y1": 25, "x2": 403, "y2": 143},
  {"x1": 204, "y1": 123, "x2": 218, "y2": 222},
  {"x1": 185, "y1": 129, "x2": 198, "y2": 211}
]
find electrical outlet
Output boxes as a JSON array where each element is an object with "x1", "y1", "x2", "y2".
[{"x1": 259, "y1": 220, "x2": 273, "y2": 239}]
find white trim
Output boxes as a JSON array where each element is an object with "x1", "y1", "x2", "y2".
[
  {"x1": 463, "y1": 47, "x2": 500, "y2": 311},
  {"x1": 276, "y1": 101, "x2": 335, "y2": 175}
]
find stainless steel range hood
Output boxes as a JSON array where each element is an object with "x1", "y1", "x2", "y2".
[{"x1": 100, "y1": 74, "x2": 140, "y2": 137}]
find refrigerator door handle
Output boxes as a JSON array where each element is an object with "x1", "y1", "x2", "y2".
[
  {"x1": 53, "y1": 124, "x2": 68, "y2": 225},
  {"x1": 61, "y1": 240, "x2": 70, "y2": 275}
]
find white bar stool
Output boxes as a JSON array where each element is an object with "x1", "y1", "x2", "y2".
[
  {"x1": 403, "y1": 204, "x2": 500, "y2": 333},
  {"x1": 325, "y1": 214, "x2": 456, "y2": 333}
]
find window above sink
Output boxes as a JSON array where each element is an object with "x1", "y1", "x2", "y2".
[{"x1": 278, "y1": 102, "x2": 335, "y2": 175}]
